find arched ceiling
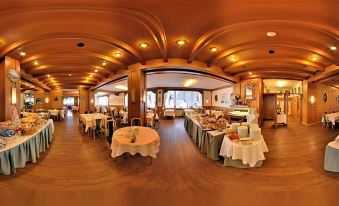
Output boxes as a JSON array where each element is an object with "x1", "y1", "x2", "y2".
[{"x1": 0, "y1": 0, "x2": 338, "y2": 89}]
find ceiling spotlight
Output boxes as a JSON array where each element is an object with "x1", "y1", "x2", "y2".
[
  {"x1": 266, "y1": 32, "x2": 277, "y2": 37},
  {"x1": 311, "y1": 56, "x2": 317, "y2": 61},
  {"x1": 90, "y1": 74, "x2": 93, "y2": 78},
  {"x1": 47, "y1": 74, "x2": 51, "y2": 78},
  {"x1": 114, "y1": 51, "x2": 122, "y2": 57},
  {"x1": 139, "y1": 42, "x2": 149, "y2": 48},
  {"x1": 330, "y1": 46, "x2": 336, "y2": 51},
  {"x1": 19, "y1": 51, "x2": 26, "y2": 56},
  {"x1": 277, "y1": 80, "x2": 286, "y2": 88},
  {"x1": 268, "y1": 50, "x2": 275, "y2": 54},
  {"x1": 68, "y1": 74, "x2": 72, "y2": 77},
  {"x1": 176, "y1": 39, "x2": 187, "y2": 46},
  {"x1": 94, "y1": 69, "x2": 98, "y2": 73},
  {"x1": 249, "y1": 72, "x2": 252, "y2": 75},
  {"x1": 210, "y1": 47, "x2": 218, "y2": 53},
  {"x1": 230, "y1": 56, "x2": 237, "y2": 62},
  {"x1": 102, "y1": 61, "x2": 107, "y2": 66},
  {"x1": 33, "y1": 60, "x2": 39, "y2": 66}
]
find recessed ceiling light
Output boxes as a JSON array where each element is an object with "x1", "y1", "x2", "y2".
[
  {"x1": 90, "y1": 74, "x2": 93, "y2": 78},
  {"x1": 176, "y1": 39, "x2": 187, "y2": 46},
  {"x1": 311, "y1": 56, "x2": 317, "y2": 61},
  {"x1": 68, "y1": 74, "x2": 72, "y2": 77},
  {"x1": 230, "y1": 56, "x2": 237, "y2": 62},
  {"x1": 77, "y1": 42, "x2": 85, "y2": 47},
  {"x1": 268, "y1": 50, "x2": 275, "y2": 54},
  {"x1": 33, "y1": 60, "x2": 39, "y2": 66},
  {"x1": 102, "y1": 61, "x2": 107, "y2": 66},
  {"x1": 94, "y1": 69, "x2": 98, "y2": 73},
  {"x1": 249, "y1": 72, "x2": 252, "y2": 75},
  {"x1": 266, "y1": 32, "x2": 277, "y2": 37},
  {"x1": 19, "y1": 51, "x2": 26, "y2": 56},
  {"x1": 47, "y1": 74, "x2": 51, "y2": 78},
  {"x1": 139, "y1": 42, "x2": 149, "y2": 48},
  {"x1": 114, "y1": 52, "x2": 122, "y2": 57},
  {"x1": 210, "y1": 47, "x2": 218, "y2": 53},
  {"x1": 277, "y1": 80, "x2": 286, "y2": 88},
  {"x1": 330, "y1": 46, "x2": 336, "y2": 51}
]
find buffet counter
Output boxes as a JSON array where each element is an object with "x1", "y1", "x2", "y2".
[
  {"x1": 184, "y1": 114, "x2": 225, "y2": 160},
  {"x1": 0, "y1": 119, "x2": 54, "y2": 175}
]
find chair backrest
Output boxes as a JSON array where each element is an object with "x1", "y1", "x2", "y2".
[
  {"x1": 107, "y1": 120, "x2": 114, "y2": 144},
  {"x1": 95, "y1": 118, "x2": 102, "y2": 129},
  {"x1": 84, "y1": 111, "x2": 89, "y2": 114},
  {"x1": 131, "y1": 118, "x2": 143, "y2": 126},
  {"x1": 89, "y1": 111, "x2": 94, "y2": 114}
]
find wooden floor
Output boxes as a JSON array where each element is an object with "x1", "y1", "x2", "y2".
[{"x1": 1, "y1": 112, "x2": 338, "y2": 194}]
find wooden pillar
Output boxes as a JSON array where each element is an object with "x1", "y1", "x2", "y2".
[
  {"x1": 128, "y1": 69, "x2": 146, "y2": 124},
  {"x1": 89, "y1": 91, "x2": 95, "y2": 112},
  {"x1": 79, "y1": 89, "x2": 89, "y2": 114},
  {"x1": 0, "y1": 56, "x2": 21, "y2": 121}
]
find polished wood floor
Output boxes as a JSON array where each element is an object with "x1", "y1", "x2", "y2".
[{"x1": 1, "y1": 112, "x2": 338, "y2": 194}]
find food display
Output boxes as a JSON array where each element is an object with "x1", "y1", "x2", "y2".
[
  {"x1": 0, "y1": 137, "x2": 7, "y2": 148},
  {"x1": 199, "y1": 116, "x2": 216, "y2": 130},
  {"x1": 215, "y1": 118, "x2": 227, "y2": 131},
  {"x1": 0, "y1": 129, "x2": 16, "y2": 137}
]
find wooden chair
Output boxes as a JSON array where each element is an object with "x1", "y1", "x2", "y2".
[
  {"x1": 131, "y1": 118, "x2": 143, "y2": 126},
  {"x1": 322, "y1": 114, "x2": 333, "y2": 130},
  {"x1": 89, "y1": 118, "x2": 104, "y2": 141}
]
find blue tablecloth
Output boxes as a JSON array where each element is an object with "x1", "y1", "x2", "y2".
[
  {"x1": 0, "y1": 121, "x2": 53, "y2": 175},
  {"x1": 324, "y1": 142, "x2": 339, "y2": 172}
]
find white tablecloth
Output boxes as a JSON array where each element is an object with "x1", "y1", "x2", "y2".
[
  {"x1": 277, "y1": 113, "x2": 287, "y2": 124},
  {"x1": 228, "y1": 111, "x2": 249, "y2": 118},
  {"x1": 326, "y1": 112, "x2": 339, "y2": 125},
  {"x1": 49, "y1": 110, "x2": 64, "y2": 118},
  {"x1": 246, "y1": 114, "x2": 258, "y2": 124},
  {"x1": 164, "y1": 109, "x2": 175, "y2": 118},
  {"x1": 111, "y1": 126, "x2": 160, "y2": 158},
  {"x1": 219, "y1": 135, "x2": 268, "y2": 167},
  {"x1": 80, "y1": 113, "x2": 108, "y2": 132}
]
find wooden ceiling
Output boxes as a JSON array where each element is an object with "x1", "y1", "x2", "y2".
[{"x1": 0, "y1": 0, "x2": 338, "y2": 89}]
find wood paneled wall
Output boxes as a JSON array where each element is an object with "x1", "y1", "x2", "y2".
[
  {"x1": 49, "y1": 90, "x2": 63, "y2": 109},
  {"x1": 79, "y1": 89, "x2": 89, "y2": 114}
]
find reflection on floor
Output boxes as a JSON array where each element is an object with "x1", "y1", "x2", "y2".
[{"x1": 0, "y1": 114, "x2": 338, "y2": 194}]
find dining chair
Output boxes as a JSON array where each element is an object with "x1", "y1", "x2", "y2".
[
  {"x1": 154, "y1": 113, "x2": 160, "y2": 129},
  {"x1": 322, "y1": 114, "x2": 333, "y2": 130},
  {"x1": 131, "y1": 118, "x2": 143, "y2": 126},
  {"x1": 106, "y1": 120, "x2": 115, "y2": 145},
  {"x1": 89, "y1": 118, "x2": 104, "y2": 141}
]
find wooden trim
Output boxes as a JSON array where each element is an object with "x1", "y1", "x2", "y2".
[
  {"x1": 211, "y1": 85, "x2": 233, "y2": 92},
  {"x1": 91, "y1": 75, "x2": 127, "y2": 91}
]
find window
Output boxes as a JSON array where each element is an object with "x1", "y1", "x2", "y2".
[
  {"x1": 164, "y1": 91, "x2": 175, "y2": 108},
  {"x1": 124, "y1": 94, "x2": 128, "y2": 107},
  {"x1": 63, "y1": 97, "x2": 75, "y2": 106},
  {"x1": 96, "y1": 96, "x2": 108, "y2": 106},
  {"x1": 164, "y1": 90, "x2": 202, "y2": 109},
  {"x1": 147, "y1": 91, "x2": 156, "y2": 108}
]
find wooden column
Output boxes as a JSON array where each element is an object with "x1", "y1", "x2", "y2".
[
  {"x1": 0, "y1": 56, "x2": 21, "y2": 121},
  {"x1": 79, "y1": 89, "x2": 89, "y2": 114},
  {"x1": 128, "y1": 69, "x2": 146, "y2": 124}
]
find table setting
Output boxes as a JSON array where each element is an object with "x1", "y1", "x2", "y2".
[{"x1": 111, "y1": 126, "x2": 160, "y2": 158}]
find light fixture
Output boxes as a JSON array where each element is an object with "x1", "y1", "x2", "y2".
[
  {"x1": 115, "y1": 85, "x2": 128, "y2": 90},
  {"x1": 19, "y1": 51, "x2": 26, "y2": 56},
  {"x1": 176, "y1": 39, "x2": 187, "y2": 46},
  {"x1": 310, "y1": 95, "x2": 315, "y2": 104},
  {"x1": 210, "y1": 47, "x2": 218, "y2": 53},
  {"x1": 311, "y1": 56, "x2": 317, "y2": 61},
  {"x1": 276, "y1": 80, "x2": 286, "y2": 88},
  {"x1": 47, "y1": 74, "x2": 51, "y2": 78},
  {"x1": 249, "y1": 72, "x2": 252, "y2": 75},
  {"x1": 266, "y1": 31, "x2": 277, "y2": 37},
  {"x1": 102, "y1": 61, "x2": 107, "y2": 66},
  {"x1": 11, "y1": 87, "x2": 16, "y2": 105},
  {"x1": 45, "y1": 97, "x2": 49, "y2": 104},
  {"x1": 33, "y1": 60, "x2": 39, "y2": 66},
  {"x1": 90, "y1": 74, "x2": 93, "y2": 78},
  {"x1": 139, "y1": 42, "x2": 149, "y2": 48},
  {"x1": 230, "y1": 56, "x2": 237, "y2": 62},
  {"x1": 91, "y1": 98, "x2": 94, "y2": 103},
  {"x1": 94, "y1": 69, "x2": 98, "y2": 73},
  {"x1": 68, "y1": 74, "x2": 72, "y2": 76},
  {"x1": 330, "y1": 46, "x2": 336, "y2": 51},
  {"x1": 183, "y1": 78, "x2": 197, "y2": 87},
  {"x1": 114, "y1": 51, "x2": 122, "y2": 57}
]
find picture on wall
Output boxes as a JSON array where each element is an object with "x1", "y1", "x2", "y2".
[{"x1": 36, "y1": 98, "x2": 44, "y2": 105}]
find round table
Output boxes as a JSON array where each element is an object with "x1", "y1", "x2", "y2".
[{"x1": 111, "y1": 126, "x2": 160, "y2": 158}]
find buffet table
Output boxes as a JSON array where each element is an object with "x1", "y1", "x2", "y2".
[
  {"x1": 324, "y1": 140, "x2": 339, "y2": 172},
  {"x1": 0, "y1": 119, "x2": 54, "y2": 175},
  {"x1": 111, "y1": 126, "x2": 160, "y2": 158},
  {"x1": 211, "y1": 110, "x2": 224, "y2": 118},
  {"x1": 219, "y1": 134, "x2": 268, "y2": 168},
  {"x1": 184, "y1": 115, "x2": 225, "y2": 160}
]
